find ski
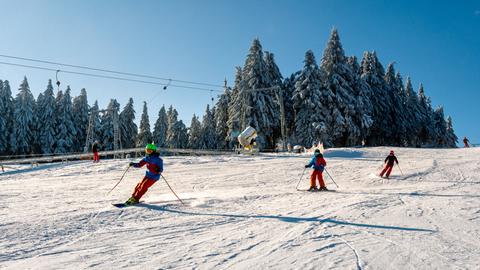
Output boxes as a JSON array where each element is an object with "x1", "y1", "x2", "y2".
[
  {"x1": 296, "y1": 189, "x2": 336, "y2": 192},
  {"x1": 111, "y1": 201, "x2": 143, "y2": 208}
]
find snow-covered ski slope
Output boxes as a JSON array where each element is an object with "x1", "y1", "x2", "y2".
[{"x1": 1, "y1": 147, "x2": 479, "y2": 270}]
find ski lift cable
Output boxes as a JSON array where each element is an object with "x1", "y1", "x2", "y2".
[
  {"x1": 0, "y1": 54, "x2": 225, "y2": 89},
  {"x1": 0, "y1": 61, "x2": 222, "y2": 93}
]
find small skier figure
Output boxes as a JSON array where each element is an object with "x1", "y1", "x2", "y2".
[
  {"x1": 463, "y1": 137, "x2": 470, "y2": 148},
  {"x1": 92, "y1": 140, "x2": 100, "y2": 163},
  {"x1": 125, "y1": 143, "x2": 163, "y2": 205},
  {"x1": 305, "y1": 149, "x2": 328, "y2": 191},
  {"x1": 380, "y1": 150, "x2": 399, "y2": 179}
]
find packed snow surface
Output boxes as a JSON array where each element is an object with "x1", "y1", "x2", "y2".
[{"x1": 1, "y1": 147, "x2": 480, "y2": 269}]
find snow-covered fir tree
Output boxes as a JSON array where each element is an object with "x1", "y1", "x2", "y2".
[
  {"x1": 153, "y1": 105, "x2": 168, "y2": 147},
  {"x1": 36, "y1": 80, "x2": 57, "y2": 154},
  {"x1": 214, "y1": 87, "x2": 230, "y2": 149},
  {"x1": 361, "y1": 51, "x2": 391, "y2": 146},
  {"x1": 119, "y1": 98, "x2": 137, "y2": 149},
  {"x1": 445, "y1": 116, "x2": 458, "y2": 148},
  {"x1": 404, "y1": 77, "x2": 421, "y2": 146},
  {"x1": 72, "y1": 88, "x2": 89, "y2": 152},
  {"x1": 166, "y1": 106, "x2": 179, "y2": 148},
  {"x1": 136, "y1": 101, "x2": 152, "y2": 147},
  {"x1": 292, "y1": 50, "x2": 330, "y2": 146},
  {"x1": 347, "y1": 56, "x2": 373, "y2": 145},
  {"x1": 199, "y1": 104, "x2": 217, "y2": 149},
  {"x1": 0, "y1": 80, "x2": 15, "y2": 154},
  {"x1": 226, "y1": 67, "x2": 243, "y2": 148},
  {"x1": 320, "y1": 29, "x2": 358, "y2": 146},
  {"x1": 12, "y1": 77, "x2": 36, "y2": 154},
  {"x1": 99, "y1": 99, "x2": 120, "y2": 151},
  {"x1": 281, "y1": 71, "x2": 300, "y2": 140},
  {"x1": 54, "y1": 86, "x2": 77, "y2": 153},
  {"x1": 384, "y1": 64, "x2": 407, "y2": 146},
  {"x1": 432, "y1": 106, "x2": 447, "y2": 147},
  {"x1": 90, "y1": 100, "x2": 102, "y2": 145},
  {"x1": 393, "y1": 72, "x2": 409, "y2": 145},
  {"x1": 238, "y1": 39, "x2": 279, "y2": 149},
  {"x1": 188, "y1": 114, "x2": 202, "y2": 149},
  {"x1": 417, "y1": 84, "x2": 435, "y2": 145},
  {"x1": 166, "y1": 106, "x2": 188, "y2": 148}
]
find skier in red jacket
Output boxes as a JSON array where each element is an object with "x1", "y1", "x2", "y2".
[
  {"x1": 380, "y1": 150, "x2": 399, "y2": 179},
  {"x1": 305, "y1": 149, "x2": 328, "y2": 191}
]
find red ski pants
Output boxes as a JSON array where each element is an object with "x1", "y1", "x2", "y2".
[
  {"x1": 380, "y1": 164, "x2": 394, "y2": 177},
  {"x1": 93, "y1": 152, "x2": 99, "y2": 162},
  {"x1": 132, "y1": 176, "x2": 156, "y2": 201},
  {"x1": 310, "y1": 170, "x2": 326, "y2": 188}
]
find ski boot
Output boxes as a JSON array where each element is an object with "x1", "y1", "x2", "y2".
[
  {"x1": 308, "y1": 187, "x2": 318, "y2": 192},
  {"x1": 125, "y1": 197, "x2": 139, "y2": 206},
  {"x1": 319, "y1": 186, "x2": 328, "y2": 191}
]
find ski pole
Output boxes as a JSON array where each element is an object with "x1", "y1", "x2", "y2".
[
  {"x1": 107, "y1": 165, "x2": 131, "y2": 195},
  {"x1": 161, "y1": 174, "x2": 185, "y2": 205},
  {"x1": 324, "y1": 168, "x2": 339, "y2": 188},
  {"x1": 295, "y1": 167, "x2": 308, "y2": 190},
  {"x1": 396, "y1": 163, "x2": 404, "y2": 176}
]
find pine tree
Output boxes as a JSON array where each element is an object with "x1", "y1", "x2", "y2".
[
  {"x1": 188, "y1": 114, "x2": 202, "y2": 149},
  {"x1": 166, "y1": 106, "x2": 188, "y2": 148},
  {"x1": 394, "y1": 72, "x2": 409, "y2": 145},
  {"x1": 99, "y1": 99, "x2": 120, "y2": 151},
  {"x1": 136, "y1": 101, "x2": 152, "y2": 147},
  {"x1": 72, "y1": 88, "x2": 89, "y2": 152},
  {"x1": 347, "y1": 56, "x2": 373, "y2": 145},
  {"x1": 54, "y1": 86, "x2": 76, "y2": 153},
  {"x1": 214, "y1": 87, "x2": 230, "y2": 149},
  {"x1": 166, "y1": 106, "x2": 179, "y2": 148},
  {"x1": 90, "y1": 100, "x2": 102, "y2": 145},
  {"x1": 320, "y1": 29, "x2": 358, "y2": 146},
  {"x1": 432, "y1": 106, "x2": 447, "y2": 147},
  {"x1": 12, "y1": 77, "x2": 36, "y2": 154},
  {"x1": 199, "y1": 104, "x2": 217, "y2": 149},
  {"x1": 361, "y1": 51, "x2": 391, "y2": 146},
  {"x1": 36, "y1": 80, "x2": 56, "y2": 154},
  {"x1": 404, "y1": 77, "x2": 421, "y2": 146},
  {"x1": 445, "y1": 116, "x2": 458, "y2": 148},
  {"x1": 282, "y1": 72, "x2": 300, "y2": 140},
  {"x1": 152, "y1": 105, "x2": 168, "y2": 147},
  {"x1": 384, "y1": 63, "x2": 407, "y2": 146},
  {"x1": 417, "y1": 84, "x2": 435, "y2": 145},
  {"x1": 0, "y1": 80, "x2": 14, "y2": 154},
  {"x1": 119, "y1": 98, "x2": 137, "y2": 149},
  {"x1": 227, "y1": 67, "x2": 243, "y2": 148},
  {"x1": 292, "y1": 50, "x2": 330, "y2": 146},
  {"x1": 238, "y1": 39, "x2": 278, "y2": 149}
]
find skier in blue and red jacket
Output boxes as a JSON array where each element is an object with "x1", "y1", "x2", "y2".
[
  {"x1": 305, "y1": 149, "x2": 328, "y2": 191},
  {"x1": 125, "y1": 143, "x2": 163, "y2": 205}
]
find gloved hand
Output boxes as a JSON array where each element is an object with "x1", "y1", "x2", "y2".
[
  {"x1": 304, "y1": 165, "x2": 310, "y2": 168},
  {"x1": 318, "y1": 165, "x2": 324, "y2": 172},
  {"x1": 129, "y1": 162, "x2": 135, "y2": 167}
]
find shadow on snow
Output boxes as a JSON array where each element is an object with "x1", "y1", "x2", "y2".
[{"x1": 136, "y1": 204, "x2": 436, "y2": 233}]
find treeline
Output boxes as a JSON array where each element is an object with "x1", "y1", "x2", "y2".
[{"x1": 0, "y1": 28, "x2": 458, "y2": 156}]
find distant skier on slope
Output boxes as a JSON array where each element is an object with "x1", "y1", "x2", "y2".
[
  {"x1": 124, "y1": 143, "x2": 163, "y2": 205},
  {"x1": 304, "y1": 149, "x2": 328, "y2": 191},
  {"x1": 92, "y1": 140, "x2": 100, "y2": 163},
  {"x1": 379, "y1": 150, "x2": 399, "y2": 179},
  {"x1": 463, "y1": 137, "x2": 470, "y2": 148}
]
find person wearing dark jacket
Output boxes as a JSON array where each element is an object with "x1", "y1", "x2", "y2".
[
  {"x1": 92, "y1": 141, "x2": 100, "y2": 163},
  {"x1": 380, "y1": 150, "x2": 399, "y2": 178},
  {"x1": 125, "y1": 143, "x2": 163, "y2": 205},
  {"x1": 305, "y1": 149, "x2": 328, "y2": 191}
]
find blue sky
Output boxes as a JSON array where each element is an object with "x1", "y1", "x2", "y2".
[{"x1": 1, "y1": 0, "x2": 479, "y2": 145}]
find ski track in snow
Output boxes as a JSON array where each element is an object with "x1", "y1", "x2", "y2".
[{"x1": 1, "y1": 147, "x2": 480, "y2": 269}]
